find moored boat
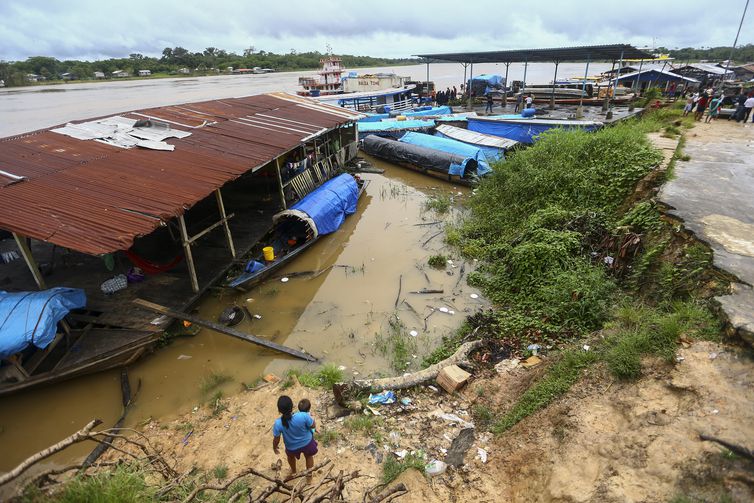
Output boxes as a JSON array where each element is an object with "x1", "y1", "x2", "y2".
[
  {"x1": 467, "y1": 115, "x2": 603, "y2": 144},
  {"x1": 225, "y1": 173, "x2": 367, "y2": 289}
]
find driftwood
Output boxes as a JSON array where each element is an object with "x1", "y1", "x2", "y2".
[
  {"x1": 394, "y1": 275, "x2": 403, "y2": 308},
  {"x1": 422, "y1": 231, "x2": 443, "y2": 247},
  {"x1": 0, "y1": 419, "x2": 102, "y2": 487},
  {"x1": 409, "y1": 288, "x2": 443, "y2": 294},
  {"x1": 345, "y1": 340, "x2": 482, "y2": 392}
]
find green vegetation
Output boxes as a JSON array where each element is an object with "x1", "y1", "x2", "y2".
[
  {"x1": 423, "y1": 194, "x2": 452, "y2": 214},
  {"x1": 427, "y1": 254, "x2": 447, "y2": 269},
  {"x1": 0, "y1": 49, "x2": 417, "y2": 88},
  {"x1": 343, "y1": 415, "x2": 382, "y2": 434},
  {"x1": 374, "y1": 316, "x2": 418, "y2": 372},
  {"x1": 213, "y1": 464, "x2": 229, "y2": 480},
  {"x1": 438, "y1": 109, "x2": 726, "y2": 434},
  {"x1": 381, "y1": 453, "x2": 426, "y2": 484},
  {"x1": 282, "y1": 363, "x2": 345, "y2": 389},
  {"x1": 316, "y1": 429, "x2": 340, "y2": 446},
  {"x1": 199, "y1": 371, "x2": 232, "y2": 395}
]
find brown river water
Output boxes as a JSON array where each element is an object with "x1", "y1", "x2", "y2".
[{"x1": 0, "y1": 61, "x2": 611, "y2": 476}]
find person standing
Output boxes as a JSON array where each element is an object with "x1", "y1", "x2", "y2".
[
  {"x1": 525, "y1": 94, "x2": 533, "y2": 109},
  {"x1": 272, "y1": 395, "x2": 318, "y2": 481},
  {"x1": 694, "y1": 93, "x2": 709, "y2": 121},
  {"x1": 485, "y1": 92, "x2": 494, "y2": 113},
  {"x1": 514, "y1": 92, "x2": 523, "y2": 113},
  {"x1": 744, "y1": 93, "x2": 754, "y2": 123},
  {"x1": 683, "y1": 95, "x2": 694, "y2": 117},
  {"x1": 452, "y1": 86, "x2": 457, "y2": 100},
  {"x1": 705, "y1": 95, "x2": 722, "y2": 123},
  {"x1": 732, "y1": 92, "x2": 747, "y2": 121}
]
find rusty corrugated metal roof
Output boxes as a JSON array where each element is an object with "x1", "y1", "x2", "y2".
[{"x1": 0, "y1": 93, "x2": 363, "y2": 255}]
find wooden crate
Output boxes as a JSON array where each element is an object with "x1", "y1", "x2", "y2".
[{"x1": 436, "y1": 364, "x2": 471, "y2": 393}]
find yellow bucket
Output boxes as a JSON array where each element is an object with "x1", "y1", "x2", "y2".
[
  {"x1": 396, "y1": 115, "x2": 407, "y2": 121},
  {"x1": 263, "y1": 246, "x2": 275, "y2": 261}
]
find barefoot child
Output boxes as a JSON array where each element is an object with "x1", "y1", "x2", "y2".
[
  {"x1": 298, "y1": 398, "x2": 316, "y2": 434},
  {"x1": 272, "y1": 395, "x2": 318, "y2": 480}
]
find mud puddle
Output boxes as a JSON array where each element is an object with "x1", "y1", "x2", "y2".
[{"x1": 0, "y1": 163, "x2": 485, "y2": 473}]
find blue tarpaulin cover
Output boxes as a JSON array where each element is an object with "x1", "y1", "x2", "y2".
[
  {"x1": 0, "y1": 287, "x2": 86, "y2": 358},
  {"x1": 358, "y1": 106, "x2": 452, "y2": 122},
  {"x1": 434, "y1": 131, "x2": 504, "y2": 163},
  {"x1": 290, "y1": 174, "x2": 359, "y2": 235},
  {"x1": 467, "y1": 117, "x2": 601, "y2": 144},
  {"x1": 471, "y1": 74, "x2": 504, "y2": 86},
  {"x1": 398, "y1": 132, "x2": 493, "y2": 176}
]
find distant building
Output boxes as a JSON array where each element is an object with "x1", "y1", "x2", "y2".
[
  {"x1": 94, "y1": 71, "x2": 106, "y2": 79},
  {"x1": 671, "y1": 63, "x2": 732, "y2": 86},
  {"x1": 61, "y1": 72, "x2": 74, "y2": 80},
  {"x1": 728, "y1": 63, "x2": 754, "y2": 81},
  {"x1": 138, "y1": 69, "x2": 151, "y2": 77},
  {"x1": 25, "y1": 74, "x2": 38, "y2": 82},
  {"x1": 112, "y1": 70, "x2": 129, "y2": 78},
  {"x1": 178, "y1": 68, "x2": 190, "y2": 75}
]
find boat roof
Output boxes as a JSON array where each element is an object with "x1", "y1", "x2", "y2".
[
  {"x1": 0, "y1": 93, "x2": 363, "y2": 255},
  {"x1": 358, "y1": 119, "x2": 435, "y2": 133},
  {"x1": 607, "y1": 68, "x2": 699, "y2": 84},
  {"x1": 435, "y1": 124, "x2": 518, "y2": 150},
  {"x1": 316, "y1": 84, "x2": 417, "y2": 103},
  {"x1": 470, "y1": 116, "x2": 603, "y2": 127}
]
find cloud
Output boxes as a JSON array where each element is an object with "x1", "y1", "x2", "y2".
[{"x1": 1, "y1": 0, "x2": 752, "y2": 61}]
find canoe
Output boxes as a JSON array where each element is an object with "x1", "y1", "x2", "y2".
[
  {"x1": 467, "y1": 116, "x2": 603, "y2": 144},
  {"x1": 225, "y1": 173, "x2": 367, "y2": 289}
]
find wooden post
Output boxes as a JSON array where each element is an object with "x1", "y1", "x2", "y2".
[
  {"x1": 577, "y1": 56, "x2": 591, "y2": 118},
  {"x1": 274, "y1": 157, "x2": 287, "y2": 210},
  {"x1": 215, "y1": 188, "x2": 236, "y2": 258},
  {"x1": 178, "y1": 215, "x2": 199, "y2": 293},
  {"x1": 467, "y1": 61, "x2": 474, "y2": 110},
  {"x1": 503, "y1": 62, "x2": 510, "y2": 106},
  {"x1": 550, "y1": 61, "x2": 560, "y2": 110},
  {"x1": 13, "y1": 233, "x2": 46, "y2": 290}
]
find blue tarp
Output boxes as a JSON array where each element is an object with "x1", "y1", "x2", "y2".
[
  {"x1": 290, "y1": 173, "x2": 359, "y2": 235},
  {"x1": 471, "y1": 74, "x2": 504, "y2": 86},
  {"x1": 359, "y1": 119, "x2": 435, "y2": 134},
  {"x1": 467, "y1": 118, "x2": 601, "y2": 144},
  {"x1": 434, "y1": 131, "x2": 504, "y2": 163},
  {"x1": 358, "y1": 106, "x2": 452, "y2": 123},
  {"x1": 0, "y1": 287, "x2": 86, "y2": 358},
  {"x1": 398, "y1": 132, "x2": 493, "y2": 176}
]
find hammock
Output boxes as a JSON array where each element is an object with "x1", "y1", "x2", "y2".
[{"x1": 125, "y1": 250, "x2": 183, "y2": 274}]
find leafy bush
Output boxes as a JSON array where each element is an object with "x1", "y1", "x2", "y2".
[{"x1": 382, "y1": 452, "x2": 426, "y2": 483}]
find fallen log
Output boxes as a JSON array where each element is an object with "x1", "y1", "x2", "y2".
[
  {"x1": 341, "y1": 340, "x2": 482, "y2": 393},
  {"x1": 700, "y1": 434, "x2": 754, "y2": 460},
  {"x1": 409, "y1": 288, "x2": 443, "y2": 294},
  {"x1": 133, "y1": 298, "x2": 317, "y2": 362}
]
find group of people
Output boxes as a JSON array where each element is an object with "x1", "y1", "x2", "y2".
[
  {"x1": 433, "y1": 86, "x2": 458, "y2": 106},
  {"x1": 682, "y1": 89, "x2": 754, "y2": 123}
]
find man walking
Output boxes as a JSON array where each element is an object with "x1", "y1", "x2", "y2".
[{"x1": 485, "y1": 92, "x2": 494, "y2": 113}]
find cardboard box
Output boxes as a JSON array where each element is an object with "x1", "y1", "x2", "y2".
[{"x1": 436, "y1": 364, "x2": 471, "y2": 393}]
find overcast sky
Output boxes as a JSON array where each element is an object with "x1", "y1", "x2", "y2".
[{"x1": 1, "y1": 0, "x2": 752, "y2": 61}]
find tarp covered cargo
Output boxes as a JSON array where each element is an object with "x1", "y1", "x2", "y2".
[
  {"x1": 467, "y1": 116, "x2": 602, "y2": 144},
  {"x1": 358, "y1": 119, "x2": 436, "y2": 137},
  {"x1": 397, "y1": 132, "x2": 493, "y2": 175},
  {"x1": 469, "y1": 74, "x2": 505, "y2": 95},
  {"x1": 434, "y1": 124, "x2": 517, "y2": 163},
  {"x1": 0, "y1": 287, "x2": 86, "y2": 358},
  {"x1": 273, "y1": 173, "x2": 359, "y2": 236},
  {"x1": 362, "y1": 135, "x2": 483, "y2": 182}
]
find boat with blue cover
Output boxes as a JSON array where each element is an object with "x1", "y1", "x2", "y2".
[
  {"x1": 467, "y1": 114, "x2": 603, "y2": 144},
  {"x1": 225, "y1": 173, "x2": 367, "y2": 289},
  {"x1": 357, "y1": 119, "x2": 436, "y2": 138}
]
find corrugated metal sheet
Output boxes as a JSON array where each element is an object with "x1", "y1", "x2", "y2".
[{"x1": 0, "y1": 93, "x2": 363, "y2": 255}]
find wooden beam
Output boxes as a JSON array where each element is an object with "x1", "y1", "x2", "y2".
[
  {"x1": 186, "y1": 213, "x2": 235, "y2": 244},
  {"x1": 178, "y1": 215, "x2": 200, "y2": 293},
  {"x1": 13, "y1": 233, "x2": 46, "y2": 290},
  {"x1": 274, "y1": 157, "x2": 287, "y2": 210},
  {"x1": 215, "y1": 189, "x2": 236, "y2": 258},
  {"x1": 132, "y1": 299, "x2": 318, "y2": 362}
]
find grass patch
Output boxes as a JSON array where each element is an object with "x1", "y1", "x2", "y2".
[
  {"x1": 343, "y1": 415, "x2": 382, "y2": 434},
  {"x1": 316, "y1": 429, "x2": 340, "y2": 446},
  {"x1": 282, "y1": 363, "x2": 345, "y2": 389},
  {"x1": 36, "y1": 463, "x2": 156, "y2": 503},
  {"x1": 423, "y1": 193, "x2": 452, "y2": 214},
  {"x1": 213, "y1": 464, "x2": 229, "y2": 480},
  {"x1": 427, "y1": 254, "x2": 447, "y2": 269},
  {"x1": 374, "y1": 316, "x2": 417, "y2": 372},
  {"x1": 382, "y1": 452, "x2": 426, "y2": 483},
  {"x1": 199, "y1": 370, "x2": 232, "y2": 395},
  {"x1": 175, "y1": 421, "x2": 194, "y2": 434}
]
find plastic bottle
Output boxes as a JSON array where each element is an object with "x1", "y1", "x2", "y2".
[{"x1": 425, "y1": 459, "x2": 447, "y2": 477}]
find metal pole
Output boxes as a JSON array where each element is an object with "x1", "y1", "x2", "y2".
[
  {"x1": 522, "y1": 59, "x2": 528, "y2": 94},
  {"x1": 215, "y1": 188, "x2": 236, "y2": 258},
  {"x1": 13, "y1": 233, "x2": 46, "y2": 290},
  {"x1": 462, "y1": 63, "x2": 468, "y2": 95},
  {"x1": 720, "y1": 0, "x2": 749, "y2": 94},
  {"x1": 178, "y1": 215, "x2": 199, "y2": 293},
  {"x1": 609, "y1": 49, "x2": 624, "y2": 114},
  {"x1": 634, "y1": 58, "x2": 644, "y2": 93},
  {"x1": 467, "y1": 61, "x2": 474, "y2": 110},
  {"x1": 503, "y1": 62, "x2": 510, "y2": 106},
  {"x1": 426, "y1": 60, "x2": 430, "y2": 102},
  {"x1": 577, "y1": 56, "x2": 590, "y2": 118},
  {"x1": 274, "y1": 158, "x2": 287, "y2": 210},
  {"x1": 603, "y1": 59, "x2": 615, "y2": 111},
  {"x1": 550, "y1": 61, "x2": 559, "y2": 110}
]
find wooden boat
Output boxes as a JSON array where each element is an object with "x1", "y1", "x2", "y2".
[
  {"x1": 467, "y1": 116, "x2": 603, "y2": 145},
  {"x1": 0, "y1": 288, "x2": 161, "y2": 396},
  {"x1": 225, "y1": 173, "x2": 367, "y2": 289}
]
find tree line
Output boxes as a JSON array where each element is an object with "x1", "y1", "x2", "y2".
[{"x1": 0, "y1": 47, "x2": 418, "y2": 87}]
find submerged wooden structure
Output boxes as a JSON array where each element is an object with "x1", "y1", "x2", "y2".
[{"x1": 0, "y1": 92, "x2": 363, "y2": 394}]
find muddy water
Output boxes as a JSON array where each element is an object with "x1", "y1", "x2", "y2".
[{"x1": 0, "y1": 165, "x2": 485, "y2": 474}]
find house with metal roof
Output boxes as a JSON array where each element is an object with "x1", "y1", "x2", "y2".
[
  {"x1": 671, "y1": 63, "x2": 733, "y2": 85},
  {"x1": 609, "y1": 68, "x2": 699, "y2": 92}
]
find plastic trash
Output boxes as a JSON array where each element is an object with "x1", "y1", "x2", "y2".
[
  {"x1": 389, "y1": 431, "x2": 401, "y2": 445},
  {"x1": 470, "y1": 293, "x2": 479, "y2": 299},
  {"x1": 583, "y1": 344, "x2": 591, "y2": 351},
  {"x1": 368, "y1": 390, "x2": 396, "y2": 405},
  {"x1": 177, "y1": 354, "x2": 192, "y2": 360},
  {"x1": 409, "y1": 330, "x2": 418, "y2": 337},
  {"x1": 394, "y1": 449, "x2": 408, "y2": 459},
  {"x1": 439, "y1": 307, "x2": 449, "y2": 313},
  {"x1": 400, "y1": 397, "x2": 412, "y2": 406},
  {"x1": 527, "y1": 343, "x2": 541, "y2": 355},
  {"x1": 281, "y1": 277, "x2": 289, "y2": 283},
  {"x1": 477, "y1": 447, "x2": 488, "y2": 463},
  {"x1": 425, "y1": 459, "x2": 447, "y2": 477},
  {"x1": 100, "y1": 274, "x2": 127, "y2": 294}
]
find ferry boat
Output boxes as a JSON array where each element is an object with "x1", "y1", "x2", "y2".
[{"x1": 299, "y1": 56, "x2": 416, "y2": 112}]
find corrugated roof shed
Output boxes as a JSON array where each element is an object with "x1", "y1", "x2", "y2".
[{"x1": 0, "y1": 93, "x2": 362, "y2": 255}]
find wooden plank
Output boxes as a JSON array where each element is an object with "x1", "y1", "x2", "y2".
[
  {"x1": 13, "y1": 233, "x2": 47, "y2": 290},
  {"x1": 132, "y1": 298, "x2": 318, "y2": 362},
  {"x1": 178, "y1": 215, "x2": 200, "y2": 293},
  {"x1": 215, "y1": 189, "x2": 236, "y2": 258}
]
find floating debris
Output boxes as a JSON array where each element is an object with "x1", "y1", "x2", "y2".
[{"x1": 281, "y1": 277, "x2": 289, "y2": 283}]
